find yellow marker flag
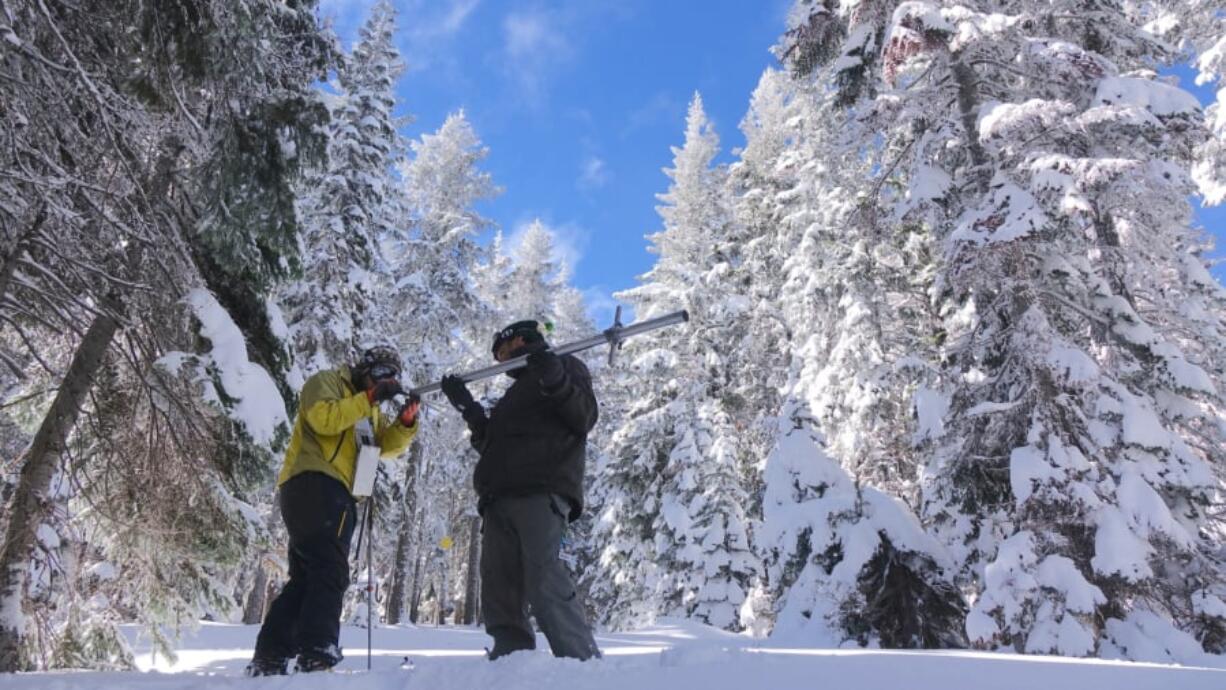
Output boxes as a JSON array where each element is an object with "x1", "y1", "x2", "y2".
[{"x1": 440, "y1": 536, "x2": 454, "y2": 550}]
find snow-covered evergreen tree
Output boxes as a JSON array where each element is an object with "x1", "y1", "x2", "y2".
[
  {"x1": 282, "y1": 0, "x2": 407, "y2": 373},
  {"x1": 382, "y1": 109, "x2": 499, "y2": 624},
  {"x1": 758, "y1": 396, "x2": 965, "y2": 647},
  {"x1": 506, "y1": 220, "x2": 566, "y2": 322},
  {"x1": 723, "y1": 70, "x2": 795, "y2": 437},
  {"x1": 773, "y1": 0, "x2": 1226, "y2": 660},
  {"x1": 592, "y1": 93, "x2": 756, "y2": 631},
  {"x1": 0, "y1": 0, "x2": 334, "y2": 670},
  {"x1": 390, "y1": 110, "x2": 497, "y2": 357},
  {"x1": 742, "y1": 46, "x2": 964, "y2": 646}
]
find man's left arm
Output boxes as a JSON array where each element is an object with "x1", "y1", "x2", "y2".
[{"x1": 536, "y1": 354, "x2": 598, "y2": 435}]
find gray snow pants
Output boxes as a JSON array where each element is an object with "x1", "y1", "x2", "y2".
[{"x1": 480, "y1": 493, "x2": 600, "y2": 660}]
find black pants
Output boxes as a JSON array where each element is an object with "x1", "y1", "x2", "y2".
[
  {"x1": 481, "y1": 493, "x2": 600, "y2": 660},
  {"x1": 253, "y1": 472, "x2": 357, "y2": 662}
]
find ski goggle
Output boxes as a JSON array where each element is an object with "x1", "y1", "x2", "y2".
[{"x1": 367, "y1": 364, "x2": 399, "y2": 381}]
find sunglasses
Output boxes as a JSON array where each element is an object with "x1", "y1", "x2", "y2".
[{"x1": 368, "y1": 364, "x2": 399, "y2": 381}]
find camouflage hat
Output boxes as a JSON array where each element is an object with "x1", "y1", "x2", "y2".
[{"x1": 358, "y1": 344, "x2": 402, "y2": 374}]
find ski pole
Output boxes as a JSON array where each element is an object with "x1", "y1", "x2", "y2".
[
  {"x1": 366, "y1": 499, "x2": 373, "y2": 671},
  {"x1": 404, "y1": 308, "x2": 688, "y2": 397}
]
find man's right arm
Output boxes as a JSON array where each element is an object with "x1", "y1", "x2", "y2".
[
  {"x1": 301, "y1": 372, "x2": 373, "y2": 436},
  {"x1": 442, "y1": 374, "x2": 488, "y2": 450},
  {"x1": 462, "y1": 405, "x2": 488, "y2": 451}
]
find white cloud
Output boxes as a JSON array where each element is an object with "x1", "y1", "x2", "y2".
[
  {"x1": 319, "y1": 0, "x2": 375, "y2": 13},
  {"x1": 504, "y1": 12, "x2": 554, "y2": 57},
  {"x1": 578, "y1": 156, "x2": 610, "y2": 190},
  {"x1": 400, "y1": 0, "x2": 481, "y2": 72},
  {"x1": 403, "y1": 0, "x2": 480, "y2": 44},
  {"x1": 623, "y1": 91, "x2": 686, "y2": 138},
  {"x1": 317, "y1": 1, "x2": 479, "y2": 69},
  {"x1": 581, "y1": 286, "x2": 634, "y2": 328},
  {"x1": 488, "y1": 4, "x2": 635, "y2": 112},
  {"x1": 499, "y1": 10, "x2": 571, "y2": 108},
  {"x1": 317, "y1": 0, "x2": 378, "y2": 45},
  {"x1": 434, "y1": 0, "x2": 480, "y2": 35}
]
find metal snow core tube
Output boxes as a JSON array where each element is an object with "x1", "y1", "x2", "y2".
[{"x1": 406, "y1": 309, "x2": 690, "y2": 397}]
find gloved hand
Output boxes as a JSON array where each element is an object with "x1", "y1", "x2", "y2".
[
  {"x1": 368, "y1": 378, "x2": 403, "y2": 403},
  {"x1": 527, "y1": 349, "x2": 565, "y2": 389},
  {"x1": 440, "y1": 374, "x2": 475, "y2": 412},
  {"x1": 399, "y1": 393, "x2": 421, "y2": 427}
]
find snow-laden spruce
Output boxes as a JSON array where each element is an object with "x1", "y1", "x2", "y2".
[
  {"x1": 590, "y1": 94, "x2": 757, "y2": 632},
  {"x1": 281, "y1": 0, "x2": 407, "y2": 374},
  {"x1": 773, "y1": 0, "x2": 1226, "y2": 661},
  {"x1": 381, "y1": 107, "x2": 499, "y2": 626},
  {"x1": 0, "y1": 0, "x2": 335, "y2": 672},
  {"x1": 756, "y1": 397, "x2": 965, "y2": 647}
]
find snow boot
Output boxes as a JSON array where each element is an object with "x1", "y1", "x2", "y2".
[
  {"x1": 296, "y1": 644, "x2": 343, "y2": 673},
  {"x1": 243, "y1": 656, "x2": 289, "y2": 677},
  {"x1": 486, "y1": 636, "x2": 535, "y2": 660}
]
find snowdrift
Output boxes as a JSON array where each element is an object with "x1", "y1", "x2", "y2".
[{"x1": 2, "y1": 620, "x2": 1223, "y2": 690}]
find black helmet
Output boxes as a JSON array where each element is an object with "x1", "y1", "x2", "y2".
[
  {"x1": 358, "y1": 344, "x2": 402, "y2": 378},
  {"x1": 491, "y1": 320, "x2": 552, "y2": 357}
]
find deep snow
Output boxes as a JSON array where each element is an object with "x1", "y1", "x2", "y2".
[{"x1": 1, "y1": 620, "x2": 1224, "y2": 690}]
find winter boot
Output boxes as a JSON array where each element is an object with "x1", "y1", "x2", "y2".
[
  {"x1": 243, "y1": 656, "x2": 289, "y2": 677},
  {"x1": 296, "y1": 644, "x2": 343, "y2": 673},
  {"x1": 486, "y1": 630, "x2": 535, "y2": 660}
]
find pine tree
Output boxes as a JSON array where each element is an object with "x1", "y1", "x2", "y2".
[
  {"x1": 282, "y1": 0, "x2": 407, "y2": 373},
  {"x1": 737, "y1": 48, "x2": 964, "y2": 645},
  {"x1": 724, "y1": 68, "x2": 796, "y2": 435},
  {"x1": 592, "y1": 93, "x2": 756, "y2": 631},
  {"x1": 0, "y1": 0, "x2": 334, "y2": 670},
  {"x1": 506, "y1": 220, "x2": 566, "y2": 322},
  {"x1": 391, "y1": 110, "x2": 497, "y2": 367},
  {"x1": 771, "y1": 0, "x2": 1226, "y2": 660},
  {"x1": 383, "y1": 109, "x2": 498, "y2": 624},
  {"x1": 759, "y1": 397, "x2": 965, "y2": 647}
]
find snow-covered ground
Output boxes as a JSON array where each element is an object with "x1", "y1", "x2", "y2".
[{"x1": 2, "y1": 620, "x2": 1224, "y2": 690}]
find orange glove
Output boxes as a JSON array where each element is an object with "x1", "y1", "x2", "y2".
[{"x1": 398, "y1": 394, "x2": 421, "y2": 427}]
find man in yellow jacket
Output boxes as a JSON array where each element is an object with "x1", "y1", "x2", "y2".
[{"x1": 247, "y1": 345, "x2": 419, "y2": 676}]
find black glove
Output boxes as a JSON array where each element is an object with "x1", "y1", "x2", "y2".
[
  {"x1": 527, "y1": 349, "x2": 565, "y2": 389},
  {"x1": 369, "y1": 378, "x2": 403, "y2": 403},
  {"x1": 440, "y1": 374, "x2": 475, "y2": 411}
]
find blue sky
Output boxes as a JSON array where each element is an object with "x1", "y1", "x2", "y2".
[
  {"x1": 320, "y1": 0, "x2": 790, "y2": 326},
  {"x1": 320, "y1": 1, "x2": 1225, "y2": 327}
]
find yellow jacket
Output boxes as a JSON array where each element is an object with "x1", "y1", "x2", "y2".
[{"x1": 277, "y1": 366, "x2": 417, "y2": 493}]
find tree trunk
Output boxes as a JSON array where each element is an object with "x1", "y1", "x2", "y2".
[
  {"x1": 0, "y1": 207, "x2": 46, "y2": 315},
  {"x1": 241, "y1": 560, "x2": 271, "y2": 625},
  {"x1": 950, "y1": 56, "x2": 989, "y2": 195},
  {"x1": 408, "y1": 551, "x2": 423, "y2": 624},
  {"x1": 0, "y1": 303, "x2": 121, "y2": 671},
  {"x1": 437, "y1": 558, "x2": 448, "y2": 626},
  {"x1": 385, "y1": 525, "x2": 410, "y2": 625},
  {"x1": 385, "y1": 443, "x2": 420, "y2": 625},
  {"x1": 461, "y1": 515, "x2": 480, "y2": 625}
]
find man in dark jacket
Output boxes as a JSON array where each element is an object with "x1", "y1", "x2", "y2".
[{"x1": 440, "y1": 320, "x2": 601, "y2": 661}]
